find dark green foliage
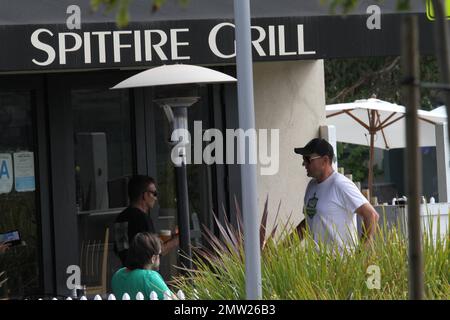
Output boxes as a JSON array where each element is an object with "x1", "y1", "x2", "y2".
[
  {"x1": 396, "y1": 0, "x2": 411, "y2": 11},
  {"x1": 325, "y1": 56, "x2": 440, "y2": 182},
  {"x1": 91, "y1": 0, "x2": 189, "y2": 27},
  {"x1": 325, "y1": 56, "x2": 440, "y2": 108},
  {"x1": 321, "y1": 0, "x2": 363, "y2": 13},
  {"x1": 321, "y1": 0, "x2": 410, "y2": 14},
  {"x1": 337, "y1": 143, "x2": 383, "y2": 182}
]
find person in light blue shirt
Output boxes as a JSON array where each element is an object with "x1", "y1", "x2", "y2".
[{"x1": 111, "y1": 232, "x2": 176, "y2": 300}]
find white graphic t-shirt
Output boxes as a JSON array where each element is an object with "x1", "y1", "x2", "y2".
[{"x1": 303, "y1": 171, "x2": 368, "y2": 252}]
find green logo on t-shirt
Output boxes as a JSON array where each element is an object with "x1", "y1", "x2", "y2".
[{"x1": 304, "y1": 193, "x2": 318, "y2": 218}]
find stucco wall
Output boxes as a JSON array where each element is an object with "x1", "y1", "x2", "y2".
[{"x1": 253, "y1": 60, "x2": 326, "y2": 235}]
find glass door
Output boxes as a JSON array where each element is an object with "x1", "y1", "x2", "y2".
[
  {"x1": 47, "y1": 71, "x2": 137, "y2": 295},
  {"x1": 69, "y1": 74, "x2": 135, "y2": 294},
  {"x1": 0, "y1": 77, "x2": 47, "y2": 298}
]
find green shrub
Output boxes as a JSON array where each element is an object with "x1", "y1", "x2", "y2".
[{"x1": 174, "y1": 202, "x2": 449, "y2": 300}]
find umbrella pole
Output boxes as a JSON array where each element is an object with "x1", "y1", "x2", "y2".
[
  {"x1": 368, "y1": 132, "x2": 375, "y2": 202},
  {"x1": 368, "y1": 109, "x2": 376, "y2": 202}
]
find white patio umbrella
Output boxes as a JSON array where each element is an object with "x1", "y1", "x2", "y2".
[
  {"x1": 429, "y1": 105, "x2": 448, "y2": 119},
  {"x1": 326, "y1": 98, "x2": 446, "y2": 197}
]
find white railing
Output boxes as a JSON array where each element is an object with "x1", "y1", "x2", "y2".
[
  {"x1": 40, "y1": 290, "x2": 186, "y2": 300},
  {"x1": 371, "y1": 200, "x2": 449, "y2": 242}
]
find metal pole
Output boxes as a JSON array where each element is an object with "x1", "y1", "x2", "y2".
[
  {"x1": 401, "y1": 15, "x2": 425, "y2": 300},
  {"x1": 155, "y1": 98, "x2": 198, "y2": 273},
  {"x1": 175, "y1": 161, "x2": 192, "y2": 270},
  {"x1": 368, "y1": 111, "x2": 376, "y2": 200},
  {"x1": 170, "y1": 105, "x2": 193, "y2": 271},
  {"x1": 233, "y1": 0, "x2": 262, "y2": 299},
  {"x1": 368, "y1": 132, "x2": 374, "y2": 201},
  {"x1": 431, "y1": 0, "x2": 450, "y2": 152}
]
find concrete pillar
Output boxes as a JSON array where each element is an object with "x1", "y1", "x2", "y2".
[
  {"x1": 253, "y1": 60, "x2": 326, "y2": 231},
  {"x1": 320, "y1": 125, "x2": 338, "y2": 171},
  {"x1": 436, "y1": 122, "x2": 450, "y2": 202}
]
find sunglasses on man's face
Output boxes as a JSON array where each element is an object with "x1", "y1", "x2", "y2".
[
  {"x1": 145, "y1": 190, "x2": 158, "y2": 197},
  {"x1": 303, "y1": 155, "x2": 322, "y2": 164}
]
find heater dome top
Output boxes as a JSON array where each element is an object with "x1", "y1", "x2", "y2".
[{"x1": 112, "y1": 64, "x2": 236, "y2": 89}]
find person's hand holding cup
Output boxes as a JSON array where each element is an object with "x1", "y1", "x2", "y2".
[{"x1": 159, "y1": 229, "x2": 172, "y2": 242}]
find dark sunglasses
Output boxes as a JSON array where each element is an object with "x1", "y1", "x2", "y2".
[
  {"x1": 145, "y1": 190, "x2": 158, "y2": 197},
  {"x1": 303, "y1": 155, "x2": 322, "y2": 164}
]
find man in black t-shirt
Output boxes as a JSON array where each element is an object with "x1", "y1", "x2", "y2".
[{"x1": 114, "y1": 175, "x2": 158, "y2": 265}]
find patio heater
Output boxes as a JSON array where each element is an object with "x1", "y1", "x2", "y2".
[
  {"x1": 154, "y1": 88, "x2": 199, "y2": 270},
  {"x1": 112, "y1": 64, "x2": 236, "y2": 270}
]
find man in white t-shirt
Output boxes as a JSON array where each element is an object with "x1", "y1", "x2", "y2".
[{"x1": 294, "y1": 138, "x2": 379, "y2": 252}]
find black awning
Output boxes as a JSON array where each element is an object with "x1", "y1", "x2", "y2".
[{"x1": 0, "y1": 0, "x2": 441, "y2": 73}]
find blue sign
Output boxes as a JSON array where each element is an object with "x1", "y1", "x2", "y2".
[
  {"x1": 0, "y1": 160, "x2": 10, "y2": 179},
  {"x1": 0, "y1": 154, "x2": 13, "y2": 194}
]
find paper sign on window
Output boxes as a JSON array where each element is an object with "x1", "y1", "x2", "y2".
[
  {"x1": 0, "y1": 153, "x2": 13, "y2": 194},
  {"x1": 14, "y1": 151, "x2": 35, "y2": 192}
]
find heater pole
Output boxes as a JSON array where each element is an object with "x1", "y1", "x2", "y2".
[{"x1": 175, "y1": 158, "x2": 192, "y2": 270}]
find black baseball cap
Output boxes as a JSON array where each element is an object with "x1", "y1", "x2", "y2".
[{"x1": 294, "y1": 138, "x2": 334, "y2": 160}]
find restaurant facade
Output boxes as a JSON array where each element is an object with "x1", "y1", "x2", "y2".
[{"x1": 0, "y1": 0, "x2": 441, "y2": 297}]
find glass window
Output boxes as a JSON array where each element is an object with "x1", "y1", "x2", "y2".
[
  {"x1": 72, "y1": 89, "x2": 133, "y2": 212},
  {"x1": 71, "y1": 88, "x2": 134, "y2": 293},
  {"x1": 0, "y1": 91, "x2": 41, "y2": 298}
]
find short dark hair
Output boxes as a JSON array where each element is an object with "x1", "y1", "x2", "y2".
[
  {"x1": 128, "y1": 175, "x2": 156, "y2": 203},
  {"x1": 125, "y1": 232, "x2": 161, "y2": 270}
]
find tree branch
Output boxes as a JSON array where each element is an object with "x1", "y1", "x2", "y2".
[{"x1": 330, "y1": 57, "x2": 400, "y2": 103}]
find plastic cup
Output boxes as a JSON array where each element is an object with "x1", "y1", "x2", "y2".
[{"x1": 159, "y1": 229, "x2": 172, "y2": 242}]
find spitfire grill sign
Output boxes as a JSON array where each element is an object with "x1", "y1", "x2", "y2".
[
  {"x1": 29, "y1": 22, "x2": 316, "y2": 67},
  {"x1": 0, "y1": 6, "x2": 439, "y2": 72}
]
